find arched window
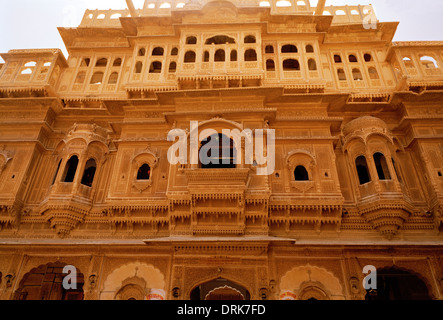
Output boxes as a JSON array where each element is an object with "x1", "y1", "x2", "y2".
[
  {"x1": 81, "y1": 158, "x2": 97, "y2": 187},
  {"x1": 184, "y1": 51, "x2": 196, "y2": 63},
  {"x1": 294, "y1": 166, "x2": 309, "y2": 181},
  {"x1": 75, "y1": 71, "x2": 86, "y2": 84},
  {"x1": 276, "y1": 0, "x2": 292, "y2": 7},
  {"x1": 81, "y1": 58, "x2": 91, "y2": 67},
  {"x1": 282, "y1": 44, "x2": 298, "y2": 53},
  {"x1": 169, "y1": 62, "x2": 177, "y2": 73},
  {"x1": 230, "y1": 50, "x2": 238, "y2": 62},
  {"x1": 265, "y1": 45, "x2": 274, "y2": 54},
  {"x1": 214, "y1": 49, "x2": 225, "y2": 62},
  {"x1": 90, "y1": 72, "x2": 104, "y2": 84},
  {"x1": 364, "y1": 53, "x2": 373, "y2": 62},
  {"x1": 113, "y1": 58, "x2": 122, "y2": 67},
  {"x1": 266, "y1": 59, "x2": 275, "y2": 71},
  {"x1": 244, "y1": 49, "x2": 257, "y2": 61},
  {"x1": 308, "y1": 58, "x2": 317, "y2": 71},
  {"x1": 135, "y1": 61, "x2": 143, "y2": 73},
  {"x1": 95, "y1": 58, "x2": 108, "y2": 67},
  {"x1": 171, "y1": 47, "x2": 178, "y2": 56},
  {"x1": 203, "y1": 51, "x2": 210, "y2": 62},
  {"x1": 355, "y1": 156, "x2": 371, "y2": 185},
  {"x1": 138, "y1": 48, "x2": 146, "y2": 56},
  {"x1": 306, "y1": 45, "x2": 314, "y2": 53},
  {"x1": 186, "y1": 36, "x2": 197, "y2": 44},
  {"x1": 51, "y1": 160, "x2": 62, "y2": 185},
  {"x1": 420, "y1": 56, "x2": 439, "y2": 69},
  {"x1": 137, "y1": 164, "x2": 151, "y2": 180},
  {"x1": 62, "y1": 156, "x2": 79, "y2": 183},
  {"x1": 373, "y1": 152, "x2": 391, "y2": 180},
  {"x1": 337, "y1": 68, "x2": 346, "y2": 80},
  {"x1": 152, "y1": 47, "x2": 164, "y2": 56},
  {"x1": 283, "y1": 59, "x2": 300, "y2": 71},
  {"x1": 205, "y1": 35, "x2": 236, "y2": 45},
  {"x1": 352, "y1": 68, "x2": 363, "y2": 80},
  {"x1": 334, "y1": 54, "x2": 342, "y2": 63},
  {"x1": 108, "y1": 72, "x2": 119, "y2": 84},
  {"x1": 368, "y1": 67, "x2": 379, "y2": 80},
  {"x1": 149, "y1": 61, "x2": 162, "y2": 73},
  {"x1": 244, "y1": 35, "x2": 256, "y2": 43},
  {"x1": 200, "y1": 133, "x2": 236, "y2": 169},
  {"x1": 349, "y1": 54, "x2": 358, "y2": 63}
]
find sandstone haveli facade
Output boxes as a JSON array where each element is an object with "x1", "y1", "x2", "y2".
[{"x1": 0, "y1": 0, "x2": 442, "y2": 300}]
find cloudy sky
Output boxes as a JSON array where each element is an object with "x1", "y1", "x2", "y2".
[{"x1": 1, "y1": 0, "x2": 442, "y2": 61}]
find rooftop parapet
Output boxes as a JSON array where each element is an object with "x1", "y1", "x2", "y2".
[{"x1": 78, "y1": 0, "x2": 376, "y2": 28}]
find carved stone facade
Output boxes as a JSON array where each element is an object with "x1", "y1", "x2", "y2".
[{"x1": 0, "y1": 0, "x2": 442, "y2": 300}]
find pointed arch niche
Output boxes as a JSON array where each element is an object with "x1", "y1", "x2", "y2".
[
  {"x1": 100, "y1": 262, "x2": 165, "y2": 300},
  {"x1": 131, "y1": 147, "x2": 159, "y2": 193},
  {"x1": 279, "y1": 265, "x2": 345, "y2": 300}
]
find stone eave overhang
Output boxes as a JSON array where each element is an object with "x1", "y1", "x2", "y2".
[{"x1": 57, "y1": 27, "x2": 130, "y2": 52}]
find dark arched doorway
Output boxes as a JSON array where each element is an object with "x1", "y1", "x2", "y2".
[
  {"x1": 199, "y1": 133, "x2": 236, "y2": 169},
  {"x1": 365, "y1": 267, "x2": 432, "y2": 300},
  {"x1": 13, "y1": 262, "x2": 84, "y2": 300},
  {"x1": 190, "y1": 278, "x2": 250, "y2": 300}
]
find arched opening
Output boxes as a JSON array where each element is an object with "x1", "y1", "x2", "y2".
[
  {"x1": 135, "y1": 61, "x2": 143, "y2": 74},
  {"x1": 276, "y1": 0, "x2": 292, "y2": 7},
  {"x1": 349, "y1": 54, "x2": 358, "y2": 63},
  {"x1": 137, "y1": 164, "x2": 151, "y2": 180},
  {"x1": 368, "y1": 67, "x2": 379, "y2": 80},
  {"x1": 352, "y1": 68, "x2": 363, "y2": 80},
  {"x1": 205, "y1": 35, "x2": 236, "y2": 45},
  {"x1": 334, "y1": 54, "x2": 342, "y2": 63},
  {"x1": 283, "y1": 59, "x2": 300, "y2": 71},
  {"x1": 365, "y1": 267, "x2": 431, "y2": 300},
  {"x1": 355, "y1": 155, "x2": 371, "y2": 185},
  {"x1": 265, "y1": 45, "x2": 274, "y2": 54},
  {"x1": 81, "y1": 58, "x2": 91, "y2": 67},
  {"x1": 294, "y1": 165, "x2": 309, "y2": 181},
  {"x1": 266, "y1": 59, "x2": 275, "y2": 71},
  {"x1": 199, "y1": 133, "x2": 236, "y2": 169},
  {"x1": 13, "y1": 262, "x2": 84, "y2": 300},
  {"x1": 152, "y1": 47, "x2": 164, "y2": 56},
  {"x1": 61, "y1": 155, "x2": 79, "y2": 183},
  {"x1": 186, "y1": 36, "x2": 197, "y2": 44},
  {"x1": 108, "y1": 72, "x2": 119, "y2": 84},
  {"x1": 282, "y1": 44, "x2": 298, "y2": 53},
  {"x1": 308, "y1": 58, "x2": 317, "y2": 71},
  {"x1": 244, "y1": 35, "x2": 256, "y2": 44},
  {"x1": 75, "y1": 71, "x2": 86, "y2": 84},
  {"x1": 113, "y1": 58, "x2": 122, "y2": 67},
  {"x1": 169, "y1": 62, "x2": 177, "y2": 73},
  {"x1": 244, "y1": 49, "x2": 257, "y2": 62},
  {"x1": 230, "y1": 50, "x2": 237, "y2": 62},
  {"x1": 214, "y1": 49, "x2": 225, "y2": 62},
  {"x1": 190, "y1": 278, "x2": 250, "y2": 300},
  {"x1": 306, "y1": 45, "x2": 314, "y2": 53},
  {"x1": 337, "y1": 68, "x2": 346, "y2": 80},
  {"x1": 149, "y1": 61, "x2": 162, "y2": 73},
  {"x1": 138, "y1": 48, "x2": 146, "y2": 56},
  {"x1": 364, "y1": 53, "x2": 373, "y2": 62},
  {"x1": 81, "y1": 158, "x2": 97, "y2": 187},
  {"x1": 95, "y1": 58, "x2": 108, "y2": 67},
  {"x1": 373, "y1": 152, "x2": 391, "y2": 180},
  {"x1": 184, "y1": 51, "x2": 196, "y2": 63},
  {"x1": 203, "y1": 51, "x2": 210, "y2": 62},
  {"x1": 420, "y1": 56, "x2": 439, "y2": 69},
  {"x1": 90, "y1": 72, "x2": 104, "y2": 84},
  {"x1": 171, "y1": 47, "x2": 178, "y2": 56}
]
